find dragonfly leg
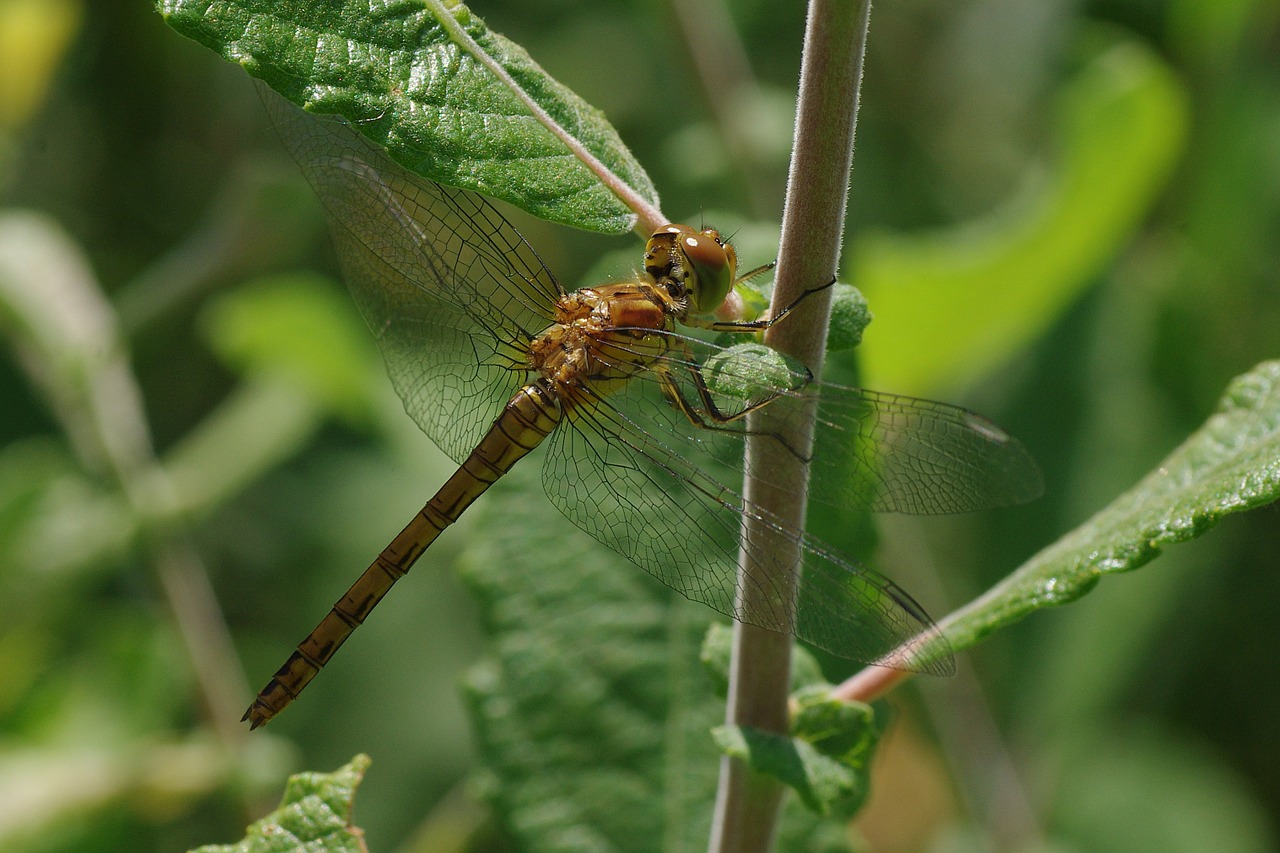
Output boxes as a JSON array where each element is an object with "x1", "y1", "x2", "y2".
[
  {"x1": 694, "y1": 275, "x2": 837, "y2": 333},
  {"x1": 656, "y1": 358, "x2": 814, "y2": 463}
]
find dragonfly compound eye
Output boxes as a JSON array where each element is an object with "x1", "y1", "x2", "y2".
[{"x1": 680, "y1": 229, "x2": 737, "y2": 315}]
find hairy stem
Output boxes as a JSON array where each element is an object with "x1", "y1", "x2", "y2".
[{"x1": 708, "y1": 2, "x2": 873, "y2": 850}]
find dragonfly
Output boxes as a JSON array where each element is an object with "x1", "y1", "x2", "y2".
[{"x1": 242, "y1": 93, "x2": 1043, "y2": 729}]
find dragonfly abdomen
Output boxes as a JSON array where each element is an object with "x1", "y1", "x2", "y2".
[{"x1": 243, "y1": 383, "x2": 562, "y2": 728}]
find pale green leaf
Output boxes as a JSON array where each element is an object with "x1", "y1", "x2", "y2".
[
  {"x1": 824, "y1": 284, "x2": 871, "y2": 353},
  {"x1": 710, "y1": 722, "x2": 869, "y2": 820},
  {"x1": 0, "y1": 438, "x2": 132, "y2": 587},
  {"x1": 789, "y1": 687, "x2": 878, "y2": 767},
  {"x1": 190, "y1": 755, "x2": 371, "y2": 853},
  {"x1": 854, "y1": 35, "x2": 1189, "y2": 394},
  {"x1": 703, "y1": 627, "x2": 881, "y2": 819},
  {"x1": 199, "y1": 273, "x2": 379, "y2": 424}
]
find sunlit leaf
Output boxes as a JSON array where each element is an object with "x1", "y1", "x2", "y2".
[
  {"x1": 200, "y1": 273, "x2": 379, "y2": 424},
  {"x1": 0, "y1": 0, "x2": 81, "y2": 129},
  {"x1": 158, "y1": 0, "x2": 657, "y2": 233},
  {"x1": 939, "y1": 360, "x2": 1280, "y2": 652},
  {"x1": 190, "y1": 755, "x2": 371, "y2": 853}
]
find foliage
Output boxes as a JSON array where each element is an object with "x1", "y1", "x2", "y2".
[
  {"x1": 939, "y1": 359, "x2": 1280, "y2": 653},
  {"x1": 459, "y1": 470, "x2": 851, "y2": 851},
  {"x1": 0, "y1": 0, "x2": 1277, "y2": 851},
  {"x1": 192, "y1": 755, "x2": 371, "y2": 853},
  {"x1": 158, "y1": 0, "x2": 657, "y2": 233}
]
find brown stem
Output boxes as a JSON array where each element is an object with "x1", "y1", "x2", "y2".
[{"x1": 708, "y1": 2, "x2": 873, "y2": 850}]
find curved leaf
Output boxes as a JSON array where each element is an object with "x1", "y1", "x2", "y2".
[
  {"x1": 854, "y1": 35, "x2": 1189, "y2": 394},
  {"x1": 940, "y1": 360, "x2": 1280, "y2": 651}
]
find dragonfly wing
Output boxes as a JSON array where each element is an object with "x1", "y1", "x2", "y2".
[
  {"x1": 544, "y1": 376, "x2": 953, "y2": 673},
  {"x1": 262, "y1": 88, "x2": 559, "y2": 461},
  {"x1": 807, "y1": 386, "x2": 1044, "y2": 514},
  {"x1": 600, "y1": 332, "x2": 1042, "y2": 515},
  {"x1": 326, "y1": 227, "x2": 527, "y2": 462}
]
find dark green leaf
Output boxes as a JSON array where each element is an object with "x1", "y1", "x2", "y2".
[
  {"x1": 1049, "y1": 727, "x2": 1275, "y2": 853},
  {"x1": 458, "y1": 463, "x2": 847, "y2": 851},
  {"x1": 940, "y1": 360, "x2": 1280, "y2": 651},
  {"x1": 158, "y1": 0, "x2": 657, "y2": 233}
]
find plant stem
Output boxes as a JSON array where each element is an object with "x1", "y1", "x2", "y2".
[
  {"x1": 0, "y1": 214, "x2": 252, "y2": 757},
  {"x1": 708, "y1": 2, "x2": 873, "y2": 850},
  {"x1": 669, "y1": 0, "x2": 774, "y2": 217}
]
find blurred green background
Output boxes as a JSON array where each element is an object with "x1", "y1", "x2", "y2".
[{"x1": 0, "y1": 0, "x2": 1277, "y2": 851}]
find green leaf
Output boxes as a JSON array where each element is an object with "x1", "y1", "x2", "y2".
[
  {"x1": 0, "y1": 438, "x2": 133, "y2": 587},
  {"x1": 0, "y1": 0, "x2": 81, "y2": 131},
  {"x1": 0, "y1": 210, "x2": 119, "y2": 430},
  {"x1": 199, "y1": 273, "x2": 379, "y2": 424},
  {"x1": 1168, "y1": 0, "x2": 1268, "y2": 69},
  {"x1": 458, "y1": 463, "x2": 846, "y2": 851},
  {"x1": 824, "y1": 284, "x2": 871, "y2": 353},
  {"x1": 939, "y1": 360, "x2": 1280, "y2": 653},
  {"x1": 158, "y1": 0, "x2": 657, "y2": 233},
  {"x1": 703, "y1": 343, "x2": 794, "y2": 402},
  {"x1": 699, "y1": 623, "x2": 842, "y2": 699},
  {"x1": 853, "y1": 34, "x2": 1189, "y2": 394},
  {"x1": 703, "y1": 631, "x2": 881, "y2": 819},
  {"x1": 1049, "y1": 727, "x2": 1275, "y2": 853},
  {"x1": 190, "y1": 755, "x2": 371, "y2": 853},
  {"x1": 789, "y1": 687, "x2": 878, "y2": 767},
  {"x1": 710, "y1": 721, "x2": 870, "y2": 819}
]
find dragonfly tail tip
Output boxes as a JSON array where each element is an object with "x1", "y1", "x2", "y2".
[{"x1": 242, "y1": 705, "x2": 270, "y2": 730}]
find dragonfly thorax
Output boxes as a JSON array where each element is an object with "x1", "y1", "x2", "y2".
[
  {"x1": 528, "y1": 283, "x2": 674, "y2": 393},
  {"x1": 644, "y1": 224, "x2": 738, "y2": 317}
]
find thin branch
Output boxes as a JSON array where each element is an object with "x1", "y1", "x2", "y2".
[
  {"x1": 88, "y1": 332, "x2": 254, "y2": 757},
  {"x1": 708, "y1": 2, "x2": 873, "y2": 851},
  {"x1": 0, "y1": 215, "x2": 251, "y2": 758},
  {"x1": 669, "y1": 0, "x2": 775, "y2": 216}
]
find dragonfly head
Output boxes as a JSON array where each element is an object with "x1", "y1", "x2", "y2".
[{"x1": 645, "y1": 224, "x2": 738, "y2": 315}]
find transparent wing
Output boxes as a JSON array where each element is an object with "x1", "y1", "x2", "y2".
[
  {"x1": 545, "y1": 372, "x2": 954, "y2": 672},
  {"x1": 543, "y1": 328, "x2": 1041, "y2": 659},
  {"x1": 591, "y1": 330, "x2": 1044, "y2": 515},
  {"x1": 262, "y1": 87, "x2": 560, "y2": 462}
]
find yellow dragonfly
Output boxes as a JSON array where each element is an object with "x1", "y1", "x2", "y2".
[{"x1": 242, "y1": 97, "x2": 1042, "y2": 729}]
